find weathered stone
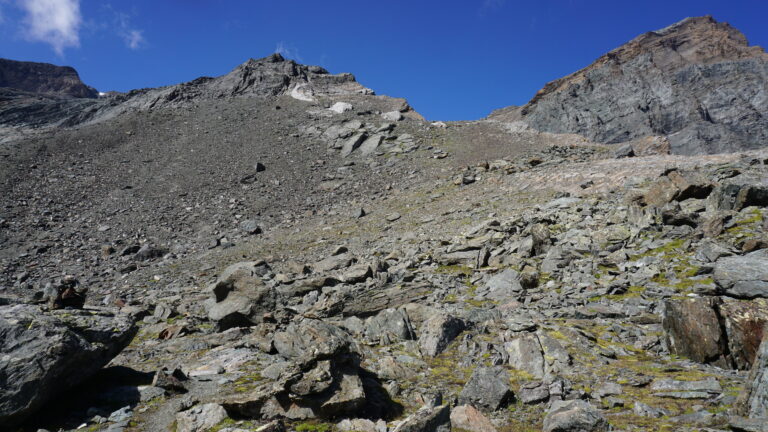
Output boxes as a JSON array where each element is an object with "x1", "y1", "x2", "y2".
[
  {"x1": 0, "y1": 305, "x2": 137, "y2": 427},
  {"x1": 483, "y1": 269, "x2": 523, "y2": 302},
  {"x1": 337, "y1": 418, "x2": 386, "y2": 432},
  {"x1": 505, "y1": 333, "x2": 545, "y2": 379},
  {"x1": 392, "y1": 404, "x2": 451, "y2": 432},
  {"x1": 662, "y1": 297, "x2": 730, "y2": 368},
  {"x1": 714, "y1": 249, "x2": 768, "y2": 299},
  {"x1": 518, "y1": 381, "x2": 549, "y2": 404},
  {"x1": 418, "y1": 314, "x2": 465, "y2": 357},
  {"x1": 450, "y1": 405, "x2": 498, "y2": 432},
  {"x1": 205, "y1": 261, "x2": 276, "y2": 330},
  {"x1": 720, "y1": 299, "x2": 768, "y2": 370},
  {"x1": 363, "y1": 308, "x2": 415, "y2": 345},
  {"x1": 458, "y1": 366, "x2": 513, "y2": 411},
  {"x1": 542, "y1": 400, "x2": 608, "y2": 432},
  {"x1": 273, "y1": 319, "x2": 352, "y2": 365},
  {"x1": 737, "y1": 332, "x2": 768, "y2": 418},
  {"x1": 175, "y1": 403, "x2": 228, "y2": 432},
  {"x1": 341, "y1": 133, "x2": 367, "y2": 157}
]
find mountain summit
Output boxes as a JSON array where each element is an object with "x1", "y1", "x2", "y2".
[
  {"x1": 491, "y1": 16, "x2": 768, "y2": 155},
  {"x1": 0, "y1": 58, "x2": 98, "y2": 98}
]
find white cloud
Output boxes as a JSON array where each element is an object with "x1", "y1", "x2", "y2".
[
  {"x1": 18, "y1": 0, "x2": 82, "y2": 55},
  {"x1": 275, "y1": 41, "x2": 302, "y2": 62},
  {"x1": 123, "y1": 28, "x2": 144, "y2": 50},
  {"x1": 114, "y1": 11, "x2": 145, "y2": 50}
]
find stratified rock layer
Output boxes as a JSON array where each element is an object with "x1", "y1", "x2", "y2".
[{"x1": 492, "y1": 16, "x2": 768, "y2": 155}]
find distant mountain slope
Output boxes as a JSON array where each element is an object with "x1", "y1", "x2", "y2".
[
  {"x1": 0, "y1": 58, "x2": 98, "y2": 98},
  {"x1": 0, "y1": 54, "x2": 386, "y2": 130},
  {"x1": 490, "y1": 16, "x2": 768, "y2": 155}
]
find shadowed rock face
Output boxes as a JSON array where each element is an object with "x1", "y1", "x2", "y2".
[
  {"x1": 491, "y1": 16, "x2": 768, "y2": 155},
  {"x1": 0, "y1": 59, "x2": 98, "y2": 98}
]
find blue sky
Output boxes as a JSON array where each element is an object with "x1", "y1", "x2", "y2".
[{"x1": 1, "y1": 1, "x2": 767, "y2": 120}]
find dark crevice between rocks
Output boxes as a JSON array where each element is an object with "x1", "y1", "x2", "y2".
[
  {"x1": 712, "y1": 300, "x2": 737, "y2": 370},
  {"x1": 19, "y1": 366, "x2": 153, "y2": 432}
]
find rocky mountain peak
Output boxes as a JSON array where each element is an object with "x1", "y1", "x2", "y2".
[
  {"x1": 492, "y1": 16, "x2": 768, "y2": 155},
  {"x1": 0, "y1": 58, "x2": 98, "y2": 98}
]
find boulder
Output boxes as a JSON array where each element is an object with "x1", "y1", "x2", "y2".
[
  {"x1": 505, "y1": 333, "x2": 545, "y2": 379},
  {"x1": 450, "y1": 405, "x2": 497, "y2": 432},
  {"x1": 482, "y1": 269, "x2": 523, "y2": 302},
  {"x1": 175, "y1": 403, "x2": 228, "y2": 432},
  {"x1": 363, "y1": 308, "x2": 415, "y2": 345},
  {"x1": 205, "y1": 261, "x2": 276, "y2": 331},
  {"x1": 0, "y1": 305, "x2": 137, "y2": 427},
  {"x1": 359, "y1": 134, "x2": 385, "y2": 156},
  {"x1": 542, "y1": 400, "x2": 609, "y2": 432},
  {"x1": 662, "y1": 297, "x2": 730, "y2": 368},
  {"x1": 458, "y1": 366, "x2": 513, "y2": 411},
  {"x1": 341, "y1": 133, "x2": 367, "y2": 157},
  {"x1": 710, "y1": 179, "x2": 768, "y2": 211},
  {"x1": 337, "y1": 418, "x2": 387, "y2": 432},
  {"x1": 392, "y1": 404, "x2": 451, "y2": 432},
  {"x1": 273, "y1": 319, "x2": 353, "y2": 365},
  {"x1": 418, "y1": 314, "x2": 465, "y2": 357},
  {"x1": 518, "y1": 381, "x2": 550, "y2": 404},
  {"x1": 714, "y1": 250, "x2": 768, "y2": 299}
]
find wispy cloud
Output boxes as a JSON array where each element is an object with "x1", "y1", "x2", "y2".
[
  {"x1": 122, "y1": 28, "x2": 144, "y2": 49},
  {"x1": 115, "y1": 10, "x2": 145, "y2": 50},
  {"x1": 478, "y1": 0, "x2": 506, "y2": 16},
  {"x1": 275, "y1": 41, "x2": 302, "y2": 62},
  {"x1": 18, "y1": 0, "x2": 82, "y2": 55}
]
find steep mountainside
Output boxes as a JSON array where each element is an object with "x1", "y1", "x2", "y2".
[
  {"x1": 490, "y1": 16, "x2": 768, "y2": 155},
  {"x1": 2, "y1": 17, "x2": 768, "y2": 432},
  {"x1": 0, "y1": 58, "x2": 98, "y2": 98}
]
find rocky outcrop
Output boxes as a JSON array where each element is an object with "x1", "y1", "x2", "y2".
[
  {"x1": 735, "y1": 331, "x2": 768, "y2": 423},
  {"x1": 662, "y1": 297, "x2": 768, "y2": 369},
  {"x1": 0, "y1": 305, "x2": 137, "y2": 427},
  {"x1": 0, "y1": 58, "x2": 98, "y2": 98},
  {"x1": 491, "y1": 16, "x2": 768, "y2": 155}
]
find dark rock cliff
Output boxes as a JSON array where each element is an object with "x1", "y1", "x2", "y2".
[
  {"x1": 0, "y1": 58, "x2": 98, "y2": 98},
  {"x1": 490, "y1": 16, "x2": 768, "y2": 155}
]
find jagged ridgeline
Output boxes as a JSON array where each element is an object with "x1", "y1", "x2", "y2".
[{"x1": 1, "y1": 15, "x2": 768, "y2": 432}]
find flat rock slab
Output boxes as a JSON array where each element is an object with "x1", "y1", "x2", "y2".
[{"x1": 714, "y1": 250, "x2": 768, "y2": 299}]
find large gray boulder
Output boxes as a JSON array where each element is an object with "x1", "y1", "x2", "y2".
[
  {"x1": 418, "y1": 314, "x2": 465, "y2": 357},
  {"x1": 458, "y1": 366, "x2": 513, "y2": 411},
  {"x1": 482, "y1": 269, "x2": 523, "y2": 302},
  {"x1": 0, "y1": 305, "x2": 137, "y2": 427},
  {"x1": 392, "y1": 404, "x2": 451, "y2": 432},
  {"x1": 542, "y1": 400, "x2": 609, "y2": 432},
  {"x1": 204, "y1": 261, "x2": 276, "y2": 331},
  {"x1": 714, "y1": 250, "x2": 768, "y2": 299}
]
